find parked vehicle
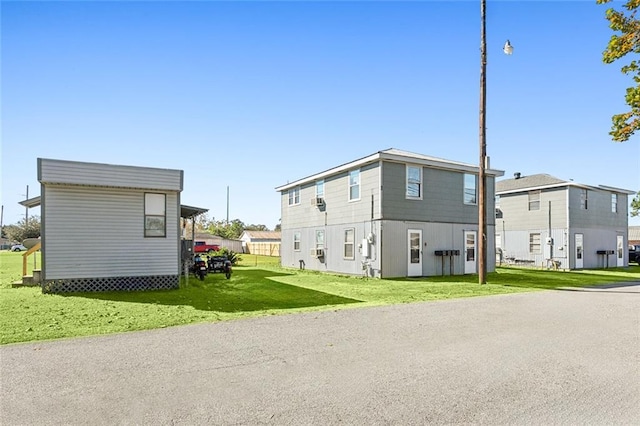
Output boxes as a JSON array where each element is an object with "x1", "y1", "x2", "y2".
[
  {"x1": 192, "y1": 254, "x2": 208, "y2": 281},
  {"x1": 194, "y1": 241, "x2": 221, "y2": 254},
  {"x1": 207, "y1": 255, "x2": 233, "y2": 279},
  {"x1": 10, "y1": 244, "x2": 27, "y2": 252},
  {"x1": 629, "y1": 245, "x2": 640, "y2": 264}
]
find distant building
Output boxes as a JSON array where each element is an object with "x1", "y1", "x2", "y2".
[
  {"x1": 239, "y1": 231, "x2": 281, "y2": 256},
  {"x1": 496, "y1": 173, "x2": 634, "y2": 269}
]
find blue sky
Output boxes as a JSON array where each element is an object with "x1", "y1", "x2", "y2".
[{"x1": 2, "y1": 0, "x2": 639, "y2": 229}]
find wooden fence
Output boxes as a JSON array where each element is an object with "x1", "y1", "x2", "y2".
[{"x1": 245, "y1": 242, "x2": 280, "y2": 257}]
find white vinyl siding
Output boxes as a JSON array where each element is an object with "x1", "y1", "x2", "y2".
[
  {"x1": 43, "y1": 186, "x2": 179, "y2": 279},
  {"x1": 39, "y1": 158, "x2": 182, "y2": 191}
]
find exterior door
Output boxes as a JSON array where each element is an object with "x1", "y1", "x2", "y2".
[
  {"x1": 575, "y1": 233, "x2": 584, "y2": 269},
  {"x1": 464, "y1": 231, "x2": 477, "y2": 274},
  {"x1": 407, "y1": 229, "x2": 422, "y2": 277},
  {"x1": 617, "y1": 235, "x2": 624, "y2": 267}
]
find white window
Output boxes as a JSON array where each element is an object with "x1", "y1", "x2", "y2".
[
  {"x1": 611, "y1": 193, "x2": 618, "y2": 213},
  {"x1": 348, "y1": 170, "x2": 360, "y2": 201},
  {"x1": 580, "y1": 189, "x2": 588, "y2": 210},
  {"x1": 315, "y1": 230, "x2": 325, "y2": 250},
  {"x1": 144, "y1": 193, "x2": 166, "y2": 237},
  {"x1": 288, "y1": 187, "x2": 300, "y2": 206},
  {"x1": 495, "y1": 195, "x2": 501, "y2": 207},
  {"x1": 528, "y1": 191, "x2": 540, "y2": 211},
  {"x1": 316, "y1": 180, "x2": 324, "y2": 198},
  {"x1": 464, "y1": 173, "x2": 477, "y2": 205},
  {"x1": 344, "y1": 228, "x2": 355, "y2": 259},
  {"x1": 406, "y1": 166, "x2": 422, "y2": 199},
  {"x1": 293, "y1": 232, "x2": 301, "y2": 251},
  {"x1": 529, "y1": 233, "x2": 541, "y2": 253}
]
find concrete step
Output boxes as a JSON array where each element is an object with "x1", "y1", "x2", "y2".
[{"x1": 12, "y1": 279, "x2": 40, "y2": 288}]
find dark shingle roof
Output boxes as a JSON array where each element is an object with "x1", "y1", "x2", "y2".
[{"x1": 496, "y1": 174, "x2": 568, "y2": 193}]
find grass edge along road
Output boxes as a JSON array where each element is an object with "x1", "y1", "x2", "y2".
[{"x1": 1, "y1": 251, "x2": 639, "y2": 345}]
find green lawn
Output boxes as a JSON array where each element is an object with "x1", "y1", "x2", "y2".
[{"x1": 1, "y1": 251, "x2": 638, "y2": 345}]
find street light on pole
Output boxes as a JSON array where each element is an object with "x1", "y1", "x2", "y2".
[{"x1": 479, "y1": 0, "x2": 511, "y2": 284}]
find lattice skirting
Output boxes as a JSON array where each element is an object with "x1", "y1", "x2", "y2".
[{"x1": 42, "y1": 275, "x2": 179, "y2": 293}]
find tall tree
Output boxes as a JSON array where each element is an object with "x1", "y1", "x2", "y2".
[{"x1": 598, "y1": 0, "x2": 640, "y2": 142}]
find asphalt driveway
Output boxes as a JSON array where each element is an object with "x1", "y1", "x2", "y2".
[{"x1": 2, "y1": 283, "x2": 639, "y2": 425}]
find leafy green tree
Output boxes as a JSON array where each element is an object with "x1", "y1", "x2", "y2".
[
  {"x1": 598, "y1": 0, "x2": 640, "y2": 141},
  {"x1": 5, "y1": 216, "x2": 41, "y2": 242},
  {"x1": 207, "y1": 219, "x2": 245, "y2": 239},
  {"x1": 631, "y1": 191, "x2": 640, "y2": 217},
  {"x1": 244, "y1": 224, "x2": 269, "y2": 231}
]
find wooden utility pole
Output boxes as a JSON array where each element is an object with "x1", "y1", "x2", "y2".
[{"x1": 478, "y1": 0, "x2": 487, "y2": 284}]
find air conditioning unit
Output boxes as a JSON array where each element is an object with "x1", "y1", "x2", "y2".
[
  {"x1": 310, "y1": 248, "x2": 324, "y2": 257},
  {"x1": 311, "y1": 197, "x2": 324, "y2": 207}
]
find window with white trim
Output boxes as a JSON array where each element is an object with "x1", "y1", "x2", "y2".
[
  {"x1": 293, "y1": 232, "x2": 301, "y2": 251},
  {"x1": 315, "y1": 230, "x2": 325, "y2": 250},
  {"x1": 406, "y1": 165, "x2": 422, "y2": 199},
  {"x1": 464, "y1": 173, "x2": 477, "y2": 205},
  {"x1": 316, "y1": 180, "x2": 324, "y2": 198},
  {"x1": 580, "y1": 189, "x2": 588, "y2": 210},
  {"x1": 144, "y1": 193, "x2": 166, "y2": 237},
  {"x1": 528, "y1": 191, "x2": 540, "y2": 211},
  {"x1": 288, "y1": 187, "x2": 300, "y2": 206},
  {"x1": 611, "y1": 193, "x2": 617, "y2": 213},
  {"x1": 529, "y1": 233, "x2": 541, "y2": 253},
  {"x1": 348, "y1": 169, "x2": 360, "y2": 201},
  {"x1": 344, "y1": 228, "x2": 355, "y2": 259}
]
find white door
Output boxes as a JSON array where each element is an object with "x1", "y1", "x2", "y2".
[
  {"x1": 617, "y1": 235, "x2": 624, "y2": 267},
  {"x1": 407, "y1": 229, "x2": 422, "y2": 277},
  {"x1": 464, "y1": 231, "x2": 477, "y2": 274},
  {"x1": 575, "y1": 233, "x2": 584, "y2": 269}
]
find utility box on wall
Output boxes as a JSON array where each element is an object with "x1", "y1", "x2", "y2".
[{"x1": 544, "y1": 237, "x2": 554, "y2": 259}]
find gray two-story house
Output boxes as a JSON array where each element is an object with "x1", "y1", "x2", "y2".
[
  {"x1": 495, "y1": 173, "x2": 634, "y2": 269},
  {"x1": 276, "y1": 148, "x2": 504, "y2": 278}
]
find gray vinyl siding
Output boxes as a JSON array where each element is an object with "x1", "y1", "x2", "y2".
[
  {"x1": 568, "y1": 228, "x2": 627, "y2": 269},
  {"x1": 381, "y1": 162, "x2": 494, "y2": 225},
  {"x1": 380, "y1": 220, "x2": 496, "y2": 278},
  {"x1": 568, "y1": 187, "x2": 628, "y2": 229},
  {"x1": 38, "y1": 158, "x2": 183, "y2": 191},
  {"x1": 280, "y1": 221, "x2": 380, "y2": 276},
  {"x1": 496, "y1": 187, "x2": 567, "y2": 231},
  {"x1": 280, "y1": 162, "x2": 381, "y2": 229},
  {"x1": 42, "y1": 185, "x2": 180, "y2": 280}
]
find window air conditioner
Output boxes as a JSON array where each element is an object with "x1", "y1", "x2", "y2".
[
  {"x1": 310, "y1": 248, "x2": 324, "y2": 257},
  {"x1": 311, "y1": 197, "x2": 324, "y2": 206}
]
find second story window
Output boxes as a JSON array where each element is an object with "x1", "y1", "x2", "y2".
[
  {"x1": 464, "y1": 174, "x2": 477, "y2": 205},
  {"x1": 349, "y1": 169, "x2": 360, "y2": 201},
  {"x1": 316, "y1": 180, "x2": 324, "y2": 198},
  {"x1": 580, "y1": 189, "x2": 588, "y2": 210},
  {"x1": 611, "y1": 193, "x2": 618, "y2": 213},
  {"x1": 528, "y1": 191, "x2": 540, "y2": 211},
  {"x1": 406, "y1": 166, "x2": 422, "y2": 199},
  {"x1": 288, "y1": 187, "x2": 300, "y2": 206}
]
